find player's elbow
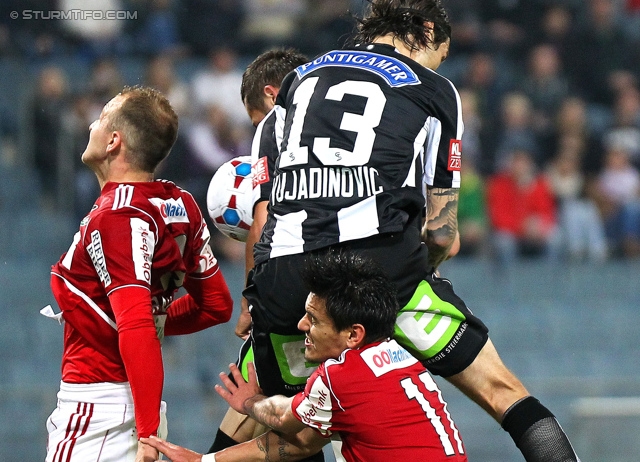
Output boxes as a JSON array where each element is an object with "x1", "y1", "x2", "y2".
[
  {"x1": 217, "y1": 289, "x2": 234, "y2": 323},
  {"x1": 277, "y1": 427, "x2": 327, "y2": 456},
  {"x1": 423, "y1": 230, "x2": 455, "y2": 253}
]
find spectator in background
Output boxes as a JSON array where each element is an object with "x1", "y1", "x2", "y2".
[
  {"x1": 619, "y1": 196, "x2": 640, "y2": 257},
  {"x1": 460, "y1": 52, "x2": 513, "y2": 173},
  {"x1": 177, "y1": 0, "x2": 245, "y2": 56},
  {"x1": 541, "y1": 96, "x2": 603, "y2": 177},
  {"x1": 477, "y1": 0, "x2": 541, "y2": 60},
  {"x1": 135, "y1": 0, "x2": 185, "y2": 57},
  {"x1": 519, "y1": 43, "x2": 570, "y2": 139},
  {"x1": 30, "y1": 66, "x2": 69, "y2": 204},
  {"x1": 191, "y1": 46, "x2": 249, "y2": 127},
  {"x1": 593, "y1": 140, "x2": 640, "y2": 256},
  {"x1": 59, "y1": 92, "x2": 102, "y2": 219},
  {"x1": 493, "y1": 92, "x2": 541, "y2": 172},
  {"x1": 88, "y1": 58, "x2": 125, "y2": 105},
  {"x1": 564, "y1": 0, "x2": 635, "y2": 107},
  {"x1": 240, "y1": 0, "x2": 306, "y2": 52},
  {"x1": 457, "y1": 88, "x2": 487, "y2": 256},
  {"x1": 601, "y1": 83, "x2": 640, "y2": 169},
  {"x1": 145, "y1": 54, "x2": 190, "y2": 117},
  {"x1": 458, "y1": 162, "x2": 487, "y2": 257},
  {"x1": 295, "y1": 0, "x2": 352, "y2": 56},
  {"x1": 624, "y1": 0, "x2": 640, "y2": 42},
  {"x1": 444, "y1": 0, "x2": 482, "y2": 57},
  {"x1": 58, "y1": 0, "x2": 129, "y2": 58},
  {"x1": 545, "y1": 137, "x2": 608, "y2": 262},
  {"x1": 487, "y1": 148, "x2": 558, "y2": 265},
  {"x1": 459, "y1": 88, "x2": 483, "y2": 169},
  {"x1": 144, "y1": 53, "x2": 192, "y2": 194},
  {"x1": 535, "y1": 3, "x2": 574, "y2": 51},
  {"x1": 183, "y1": 105, "x2": 249, "y2": 208}
]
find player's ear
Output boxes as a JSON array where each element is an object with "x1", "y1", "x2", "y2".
[
  {"x1": 346, "y1": 324, "x2": 366, "y2": 349},
  {"x1": 106, "y1": 130, "x2": 122, "y2": 155},
  {"x1": 263, "y1": 85, "x2": 279, "y2": 104}
]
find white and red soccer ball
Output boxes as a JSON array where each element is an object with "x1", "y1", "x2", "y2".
[{"x1": 207, "y1": 156, "x2": 255, "y2": 242}]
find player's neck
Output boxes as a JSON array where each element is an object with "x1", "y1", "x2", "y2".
[
  {"x1": 94, "y1": 159, "x2": 154, "y2": 190},
  {"x1": 371, "y1": 35, "x2": 439, "y2": 71}
]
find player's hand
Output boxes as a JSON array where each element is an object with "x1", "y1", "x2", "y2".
[
  {"x1": 135, "y1": 439, "x2": 160, "y2": 462},
  {"x1": 235, "y1": 298, "x2": 252, "y2": 340},
  {"x1": 141, "y1": 435, "x2": 203, "y2": 462},
  {"x1": 215, "y1": 362, "x2": 262, "y2": 415}
]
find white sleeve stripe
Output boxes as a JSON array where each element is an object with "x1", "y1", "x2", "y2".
[
  {"x1": 403, "y1": 117, "x2": 430, "y2": 188},
  {"x1": 423, "y1": 118, "x2": 442, "y2": 186},
  {"x1": 274, "y1": 105, "x2": 286, "y2": 152}
]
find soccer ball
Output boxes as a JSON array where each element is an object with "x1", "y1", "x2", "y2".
[{"x1": 207, "y1": 156, "x2": 255, "y2": 242}]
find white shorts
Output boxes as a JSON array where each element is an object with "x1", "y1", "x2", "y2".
[{"x1": 45, "y1": 382, "x2": 167, "y2": 462}]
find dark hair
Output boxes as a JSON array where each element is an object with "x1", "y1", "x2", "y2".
[
  {"x1": 302, "y1": 250, "x2": 398, "y2": 344},
  {"x1": 107, "y1": 85, "x2": 178, "y2": 172},
  {"x1": 354, "y1": 0, "x2": 451, "y2": 52},
  {"x1": 240, "y1": 48, "x2": 309, "y2": 114}
]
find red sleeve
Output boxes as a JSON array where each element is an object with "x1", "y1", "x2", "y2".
[
  {"x1": 164, "y1": 268, "x2": 233, "y2": 336},
  {"x1": 110, "y1": 286, "x2": 163, "y2": 439}
]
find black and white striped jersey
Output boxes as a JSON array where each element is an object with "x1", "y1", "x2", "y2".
[
  {"x1": 254, "y1": 43, "x2": 463, "y2": 265},
  {"x1": 250, "y1": 109, "x2": 279, "y2": 210}
]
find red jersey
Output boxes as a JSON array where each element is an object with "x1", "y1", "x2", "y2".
[
  {"x1": 291, "y1": 339, "x2": 467, "y2": 462},
  {"x1": 50, "y1": 180, "x2": 232, "y2": 437}
]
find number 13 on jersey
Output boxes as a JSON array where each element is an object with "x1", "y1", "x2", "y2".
[{"x1": 279, "y1": 77, "x2": 386, "y2": 168}]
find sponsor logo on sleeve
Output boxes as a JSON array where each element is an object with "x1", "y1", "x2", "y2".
[
  {"x1": 448, "y1": 140, "x2": 462, "y2": 171},
  {"x1": 148, "y1": 197, "x2": 190, "y2": 224},
  {"x1": 294, "y1": 375, "x2": 333, "y2": 436},
  {"x1": 361, "y1": 341, "x2": 418, "y2": 377},
  {"x1": 130, "y1": 217, "x2": 155, "y2": 284},
  {"x1": 253, "y1": 157, "x2": 269, "y2": 188},
  {"x1": 86, "y1": 230, "x2": 112, "y2": 287}
]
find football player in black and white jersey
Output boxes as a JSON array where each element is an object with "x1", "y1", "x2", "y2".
[
  {"x1": 208, "y1": 48, "x2": 321, "y2": 459},
  {"x1": 212, "y1": 2, "x2": 581, "y2": 461}
]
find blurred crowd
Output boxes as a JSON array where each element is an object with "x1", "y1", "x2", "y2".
[{"x1": 1, "y1": 0, "x2": 640, "y2": 263}]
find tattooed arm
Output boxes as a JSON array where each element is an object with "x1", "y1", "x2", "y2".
[
  {"x1": 142, "y1": 429, "x2": 327, "y2": 462},
  {"x1": 423, "y1": 187, "x2": 459, "y2": 270},
  {"x1": 219, "y1": 428, "x2": 327, "y2": 461}
]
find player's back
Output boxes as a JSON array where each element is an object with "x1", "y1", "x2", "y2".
[
  {"x1": 295, "y1": 339, "x2": 467, "y2": 461},
  {"x1": 255, "y1": 44, "x2": 462, "y2": 263}
]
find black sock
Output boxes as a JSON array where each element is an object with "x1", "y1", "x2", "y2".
[
  {"x1": 501, "y1": 396, "x2": 580, "y2": 462},
  {"x1": 208, "y1": 428, "x2": 239, "y2": 453}
]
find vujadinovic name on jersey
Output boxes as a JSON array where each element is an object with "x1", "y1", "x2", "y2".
[
  {"x1": 271, "y1": 166, "x2": 382, "y2": 204},
  {"x1": 295, "y1": 50, "x2": 421, "y2": 88}
]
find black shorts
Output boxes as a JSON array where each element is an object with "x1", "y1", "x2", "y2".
[{"x1": 241, "y1": 231, "x2": 489, "y2": 397}]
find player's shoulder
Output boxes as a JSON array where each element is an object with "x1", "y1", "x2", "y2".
[
  {"x1": 147, "y1": 179, "x2": 204, "y2": 224},
  {"x1": 323, "y1": 348, "x2": 366, "y2": 384},
  {"x1": 94, "y1": 181, "x2": 200, "y2": 224}
]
